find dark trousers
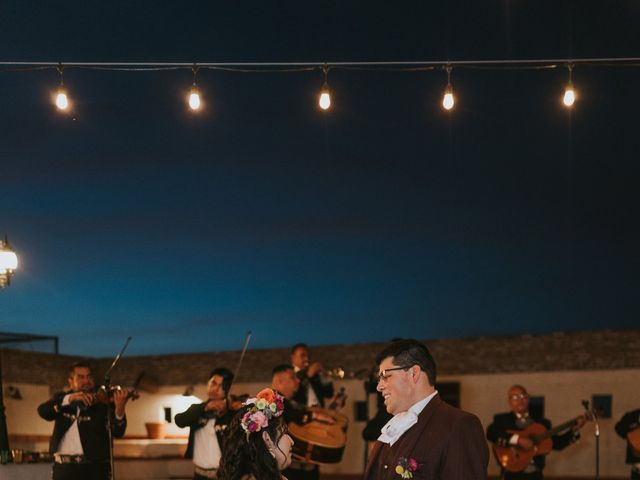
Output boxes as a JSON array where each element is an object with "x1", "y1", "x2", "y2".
[
  {"x1": 283, "y1": 465, "x2": 319, "y2": 480},
  {"x1": 631, "y1": 468, "x2": 640, "y2": 480},
  {"x1": 503, "y1": 471, "x2": 543, "y2": 480},
  {"x1": 52, "y1": 462, "x2": 110, "y2": 480},
  {"x1": 193, "y1": 474, "x2": 211, "y2": 480}
]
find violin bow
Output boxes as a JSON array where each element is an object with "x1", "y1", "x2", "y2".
[{"x1": 227, "y1": 331, "x2": 252, "y2": 399}]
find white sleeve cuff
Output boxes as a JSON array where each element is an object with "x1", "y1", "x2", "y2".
[
  {"x1": 509, "y1": 434, "x2": 519, "y2": 445},
  {"x1": 61, "y1": 394, "x2": 73, "y2": 406}
]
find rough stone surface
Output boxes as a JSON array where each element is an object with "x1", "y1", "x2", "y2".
[{"x1": 3, "y1": 329, "x2": 639, "y2": 388}]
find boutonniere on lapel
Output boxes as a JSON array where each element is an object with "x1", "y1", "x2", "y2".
[{"x1": 395, "y1": 457, "x2": 418, "y2": 479}]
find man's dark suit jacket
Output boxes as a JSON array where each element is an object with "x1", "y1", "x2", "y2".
[
  {"x1": 37, "y1": 391, "x2": 127, "y2": 462},
  {"x1": 174, "y1": 402, "x2": 235, "y2": 459},
  {"x1": 293, "y1": 370, "x2": 334, "y2": 407},
  {"x1": 615, "y1": 409, "x2": 640, "y2": 464},
  {"x1": 364, "y1": 394, "x2": 489, "y2": 480},
  {"x1": 486, "y1": 412, "x2": 576, "y2": 471}
]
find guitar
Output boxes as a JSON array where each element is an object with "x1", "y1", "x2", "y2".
[
  {"x1": 288, "y1": 387, "x2": 349, "y2": 465},
  {"x1": 493, "y1": 413, "x2": 590, "y2": 473},
  {"x1": 628, "y1": 427, "x2": 640, "y2": 456}
]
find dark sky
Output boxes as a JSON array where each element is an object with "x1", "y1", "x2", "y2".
[{"x1": 1, "y1": 1, "x2": 639, "y2": 356}]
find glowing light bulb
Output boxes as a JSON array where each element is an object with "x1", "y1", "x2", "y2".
[
  {"x1": 563, "y1": 85, "x2": 575, "y2": 107},
  {"x1": 319, "y1": 88, "x2": 331, "y2": 110},
  {"x1": 55, "y1": 90, "x2": 69, "y2": 110},
  {"x1": 188, "y1": 87, "x2": 201, "y2": 111},
  {"x1": 442, "y1": 86, "x2": 454, "y2": 111}
]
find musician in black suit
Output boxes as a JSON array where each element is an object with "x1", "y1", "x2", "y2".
[
  {"x1": 486, "y1": 385, "x2": 585, "y2": 480},
  {"x1": 174, "y1": 367, "x2": 236, "y2": 480},
  {"x1": 290, "y1": 343, "x2": 334, "y2": 408},
  {"x1": 615, "y1": 408, "x2": 640, "y2": 479},
  {"x1": 37, "y1": 361, "x2": 129, "y2": 480},
  {"x1": 271, "y1": 364, "x2": 334, "y2": 480}
]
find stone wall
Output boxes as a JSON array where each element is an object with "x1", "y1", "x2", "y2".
[{"x1": 2, "y1": 328, "x2": 639, "y2": 388}]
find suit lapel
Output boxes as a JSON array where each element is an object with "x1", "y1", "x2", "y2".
[
  {"x1": 364, "y1": 441, "x2": 384, "y2": 480},
  {"x1": 392, "y1": 394, "x2": 441, "y2": 458},
  {"x1": 364, "y1": 394, "x2": 442, "y2": 479}
]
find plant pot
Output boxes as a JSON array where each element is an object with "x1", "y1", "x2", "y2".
[{"x1": 145, "y1": 422, "x2": 166, "y2": 439}]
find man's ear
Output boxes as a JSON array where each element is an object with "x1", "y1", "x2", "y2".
[{"x1": 410, "y1": 366, "x2": 422, "y2": 384}]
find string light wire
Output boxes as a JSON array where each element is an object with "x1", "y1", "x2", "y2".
[{"x1": 1, "y1": 56, "x2": 638, "y2": 113}]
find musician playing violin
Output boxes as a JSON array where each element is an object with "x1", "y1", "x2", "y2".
[
  {"x1": 486, "y1": 385, "x2": 586, "y2": 480},
  {"x1": 175, "y1": 367, "x2": 236, "y2": 480},
  {"x1": 37, "y1": 361, "x2": 130, "y2": 480}
]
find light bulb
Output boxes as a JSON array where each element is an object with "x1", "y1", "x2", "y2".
[
  {"x1": 188, "y1": 87, "x2": 201, "y2": 111},
  {"x1": 563, "y1": 85, "x2": 575, "y2": 107},
  {"x1": 55, "y1": 90, "x2": 69, "y2": 110},
  {"x1": 0, "y1": 251, "x2": 18, "y2": 272},
  {"x1": 319, "y1": 89, "x2": 331, "y2": 110},
  {"x1": 442, "y1": 86, "x2": 454, "y2": 111}
]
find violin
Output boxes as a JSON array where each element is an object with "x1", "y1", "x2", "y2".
[
  {"x1": 93, "y1": 385, "x2": 140, "y2": 404},
  {"x1": 203, "y1": 393, "x2": 249, "y2": 418},
  {"x1": 69, "y1": 385, "x2": 139, "y2": 411}
]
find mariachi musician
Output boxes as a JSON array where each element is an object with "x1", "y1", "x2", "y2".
[
  {"x1": 271, "y1": 364, "x2": 336, "y2": 480},
  {"x1": 486, "y1": 384, "x2": 586, "y2": 479},
  {"x1": 174, "y1": 367, "x2": 237, "y2": 480},
  {"x1": 37, "y1": 360, "x2": 130, "y2": 480},
  {"x1": 290, "y1": 343, "x2": 334, "y2": 408},
  {"x1": 615, "y1": 408, "x2": 640, "y2": 480}
]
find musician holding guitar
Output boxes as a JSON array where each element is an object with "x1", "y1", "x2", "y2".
[
  {"x1": 271, "y1": 364, "x2": 336, "y2": 480},
  {"x1": 615, "y1": 408, "x2": 640, "y2": 479},
  {"x1": 174, "y1": 367, "x2": 237, "y2": 480},
  {"x1": 486, "y1": 385, "x2": 587, "y2": 479}
]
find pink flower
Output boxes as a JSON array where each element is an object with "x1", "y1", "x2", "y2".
[
  {"x1": 407, "y1": 458, "x2": 418, "y2": 471},
  {"x1": 251, "y1": 411, "x2": 268, "y2": 429}
]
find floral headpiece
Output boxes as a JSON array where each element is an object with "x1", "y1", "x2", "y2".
[{"x1": 240, "y1": 388, "x2": 285, "y2": 437}]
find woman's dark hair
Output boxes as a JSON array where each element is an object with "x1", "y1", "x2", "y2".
[{"x1": 218, "y1": 404, "x2": 288, "y2": 480}]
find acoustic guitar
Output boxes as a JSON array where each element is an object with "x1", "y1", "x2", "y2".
[
  {"x1": 493, "y1": 414, "x2": 589, "y2": 473},
  {"x1": 288, "y1": 387, "x2": 349, "y2": 464},
  {"x1": 628, "y1": 427, "x2": 640, "y2": 456}
]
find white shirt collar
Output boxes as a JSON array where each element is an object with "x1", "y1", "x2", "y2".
[{"x1": 378, "y1": 390, "x2": 438, "y2": 446}]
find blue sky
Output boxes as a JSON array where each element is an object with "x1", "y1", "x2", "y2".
[{"x1": 1, "y1": 1, "x2": 639, "y2": 356}]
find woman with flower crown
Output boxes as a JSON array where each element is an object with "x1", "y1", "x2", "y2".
[{"x1": 218, "y1": 388, "x2": 294, "y2": 480}]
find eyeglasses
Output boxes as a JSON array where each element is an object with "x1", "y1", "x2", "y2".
[
  {"x1": 377, "y1": 365, "x2": 413, "y2": 382},
  {"x1": 509, "y1": 393, "x2": 529, "y2": 401}
]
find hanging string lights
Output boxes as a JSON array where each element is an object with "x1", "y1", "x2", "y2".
[
  {"x1": 563, "y1": 63, "x2": 576, "y2": 107},
  {"x1": 318, "y1": 65, "x2": 331, "y2": 111},
  {"x1": 442, "y1": 65, "x2": 455, "y2": 111},
  {"x1": 54, "y1": 65, "x2": 70, "y2": 111},
  {"x1": 188, "y1": 65, "x2": 202, "y2": 111},
  {"x1": 1, "y1": 56, "x2": 638, "y2": 116}
]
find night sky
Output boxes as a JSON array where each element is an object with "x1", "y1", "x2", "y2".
[{"x1": 1, "y1": 2, "x2": 639, "y2": 356}]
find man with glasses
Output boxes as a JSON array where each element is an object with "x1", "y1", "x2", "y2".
[
  {"x1": 486, "y1": 385, "x2": 585, "y2": 479},
  {"x1": 364, "y1": 339, "x2": 488, "y2": 480}
]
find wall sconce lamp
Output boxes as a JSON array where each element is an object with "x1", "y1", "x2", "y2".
[{"x1": 0, "y1": 236, "x2": 18, "y2": 288}]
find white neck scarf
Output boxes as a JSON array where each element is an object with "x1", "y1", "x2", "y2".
[{"x1": 378, "y1": 391, "x2": 437, "y2": 446}]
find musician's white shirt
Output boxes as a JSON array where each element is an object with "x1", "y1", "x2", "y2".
[
  {"x1": 193, "y1": 418, "x2": 222, "y2": 469},
  {"x1": 55, "y1": 394, "x2": 84, "y2": 455},
  {"x1": 55, "y1": 392, "x2": 126, "y2": 457}
]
